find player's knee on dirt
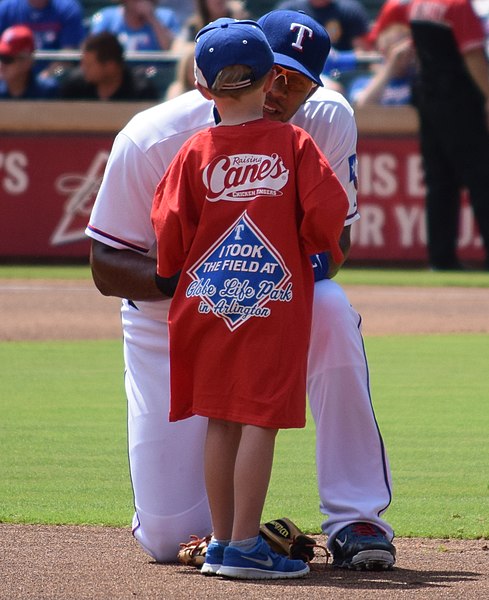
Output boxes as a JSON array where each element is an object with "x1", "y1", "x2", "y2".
[{"x1": 132, "y1": 504, "x2": 212, "y2": 563}]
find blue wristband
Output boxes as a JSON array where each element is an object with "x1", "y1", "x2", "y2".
[{"x1": 310, "y1": 253, "x2": 329, "y2": 282}]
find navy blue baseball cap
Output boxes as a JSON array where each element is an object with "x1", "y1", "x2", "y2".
[
  {"x1": 257, "y1": 10, "x2": 331, "y2": 87},
  {"x1": 194, "y1": 18, "x2": 274, "y2": 91}
]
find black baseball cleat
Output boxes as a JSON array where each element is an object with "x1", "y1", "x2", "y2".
[
  {"x1": 331, "y1": 522, "x2": 396, "y2": 571},
  {"x1": 429, "y1": 260, "x2": 468, "y2": 272}
]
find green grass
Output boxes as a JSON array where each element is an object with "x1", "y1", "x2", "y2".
[
  {"x1": 0, "y1": 264, "x2": 93, "y2": 280},
  {"x1": 336, "y1": 266, "x2": 489, "y2": 288},
  {"x1": 371, "y1": 334, "x2": 489, "y2": 539},
  {"x1": 0, "y1": 341, "x2": 132, "y2": 525},
  {"x1": 1, "y1": 335, "x2": 488, "y2": 539},
  {"x1": 1, "y1": 263, "x2": 488, "y2": 287}
]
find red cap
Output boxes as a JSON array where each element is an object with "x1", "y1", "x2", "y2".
[
  {"x1": 0, "y1": 25, "x2": 35, "y2": 57},
  {"x1": 366, "y1": 0, "x2": 410, "y2": 47}
]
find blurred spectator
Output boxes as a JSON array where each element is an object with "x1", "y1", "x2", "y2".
[
  {"x1": 61, "y1": 31, "x2": 160, "y2": 100},
  {"x1": 273, "y1": 0, "x2": 370, "y2": 50},
  {"x1": 164, "y1": 41, "x2": 195, "y2": 98},
  {"x1": 347, "y1": 23, "x2": 415, "y2": 106},
  {"x1": 410, "y1": 0, "x2": 489, "y2": 270},
  {"x1": 366, "y1": 0, "x2": 410, "y2": 49},
  {"x1": 160, "y1": 0, "x2": 196, "y2": 29},
  {"x1": 0, "y1": 25, "x2": 60, "y2": 99},
  {"x1": 174, "y1": 0, "x2": 249, "y2": 47},
  {"x1": 0, "y1": 0, "x2": 85, "y2": 76},
  {"x1": 89, "y1": 0, "x2": 180, "y2": 52},
  {"x1": 321, "y1": 0, "x2": 412, "y2": 102}
]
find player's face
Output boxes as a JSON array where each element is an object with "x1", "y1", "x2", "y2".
[{"x1": 263, "y1": 65, "x2": 317, "y2": 123}]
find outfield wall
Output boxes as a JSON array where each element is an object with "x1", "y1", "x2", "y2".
[{"x1": 0, "y1": 101, "x2": 484, "y2": 265}]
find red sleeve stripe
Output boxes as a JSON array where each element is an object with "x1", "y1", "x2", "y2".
[{"x1": 86, "y1": 224, "x2": 150, "y2": 253}]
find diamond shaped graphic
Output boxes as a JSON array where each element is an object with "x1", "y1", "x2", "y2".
[{"x1": 186, "y1": 211, "x2": 292, "y2": 331}]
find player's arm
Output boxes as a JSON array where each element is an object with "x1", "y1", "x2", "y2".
[
  {"x1": 89, "y1": 126, "x2": 197, "y2": 300},
  {"x1": 314, "y1": 97, "x2": 357, "y2": 279},
  {"x1": 294, "y1": 91, "x2": 359, "y2": 279},
  {"x1": 312, "y1": 223, "x2": 351, "y2": 281},
  {"x1": 90, "y1": 240, "x2": 171, "y2": 300},
  {"x1": 87, "y1": 127, "x2": 177, "y2": 300},
  {"x1": 298, "y1": 132, "x2": 349, "y2": 266}
]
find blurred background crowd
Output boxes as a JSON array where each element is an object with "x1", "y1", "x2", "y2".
[
  {"x1": 1, "y1": 0, "x2": 486, "y2": 104},
  {"x1": 2, "y1": 0, "x2": 489, "y2": 270}
]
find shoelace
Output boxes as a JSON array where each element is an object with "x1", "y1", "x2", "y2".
[{"x1": 179, "y1": 534, "x2": 212, "y2": 557}]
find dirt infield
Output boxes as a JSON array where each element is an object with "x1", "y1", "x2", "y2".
[
  {"x1": 2, "y1": 525, "x2": 488, "y2": 600},
  {"x1": 1, "y1": 279, "x2": 488, "y2": 599},
  {"x1": 1, "y1": 279, "x2": 488, "y2": 340}
]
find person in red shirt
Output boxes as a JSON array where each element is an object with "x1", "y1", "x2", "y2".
[
  {"x1": 409, "y1": 0, "x2": 489, "y2": 270},
  {"x1": 151, "y1": 18, "x2": 348, "y2": 579},
  {"x1": 0, "y1": 25, "x2": 60, "y2": 99},
  {"x1": 366, "y1": 0, "x2": 411, "y2": 48}
]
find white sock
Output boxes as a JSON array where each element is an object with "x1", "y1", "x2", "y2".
[
  {"x1": 211, "y1": 536, "x2": 230, "y2": 546},
  {"x1": 229, "y1": 535, "x2": 260, "y2": 553}
]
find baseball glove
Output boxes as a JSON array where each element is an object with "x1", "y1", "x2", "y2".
[
  {"x1": 177, "y1": 518, "x2": 328, "y2": 567},
  {"x1": 177, "y1": 534, "x2": 211, "y2": 567},
  {"x1": 259, "y1": 518, "x2": 328, "y2": 563}
]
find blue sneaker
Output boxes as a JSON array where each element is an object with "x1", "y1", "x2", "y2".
[
  {"x1": 217, "y1": 536, "x2": 310, "y2": 579},
  {"x1": 331, "y1": 522, "x2": 396, "y2": 570},
  {"x1": 201, "y1": 540, "x2": 227, "y2": 576}
]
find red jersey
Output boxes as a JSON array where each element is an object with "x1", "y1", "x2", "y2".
[
  {"x1": 410, "y1": 0, "x2": 486, "y2": 52},
  {"x1": 409, "y1": 0, "x2": 486, "y2": 102},
  {"x1": 151, "y1": 118, "x2": 348, "y2": 429}
]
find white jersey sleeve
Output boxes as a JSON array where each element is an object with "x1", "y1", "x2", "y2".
[
  {"x1": 290, "y1": 87, "x2": 359, "y2": 227},
  {"x1": 86, "y1": 90, "x2": 215, "y2": 257}
]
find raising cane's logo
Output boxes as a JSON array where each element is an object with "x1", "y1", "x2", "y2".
[{"x1": 203, "y1": 153, "x2": 289, "y2": 202}]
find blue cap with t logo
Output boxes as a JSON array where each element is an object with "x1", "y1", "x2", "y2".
[{"x1": 257, "y1": 10, "x2": 331, "y2": 86}]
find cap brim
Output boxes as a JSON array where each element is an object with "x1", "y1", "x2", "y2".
[{"x1": 272, "y1": 51, "x2": 323, "y2": 87}]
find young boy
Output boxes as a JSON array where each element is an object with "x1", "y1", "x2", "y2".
[{"x1": 151, "y1": 18, "x2": 348, "y2": 579}]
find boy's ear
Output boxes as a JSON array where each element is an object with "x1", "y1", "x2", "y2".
[{"x1": 196, "y1": 81, "x2": 213, "y2": 100}]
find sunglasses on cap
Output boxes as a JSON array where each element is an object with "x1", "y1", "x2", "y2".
[{"x1": 273, "y1": 65, "x2": 317, "y2": 94}]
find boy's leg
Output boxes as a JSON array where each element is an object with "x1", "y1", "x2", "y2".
[
  {"x1": 200, "y1": 419, "x2": 241, "y2": 576},
  {"x1": 232, "y1": 424, "x2": 277, "y2": 541},
  {"x1": 204, "y1": 421, "x2": 277, "y2": 542},
  {"x1": 202, "y1": 422, "x2": 277, "y2": 576},
  {"x1": 216, "y1": 425, "x2": 309, "y2": 579},
  {"x1": 204, "y1": 419, "x2": 241, "y2": 540}
]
